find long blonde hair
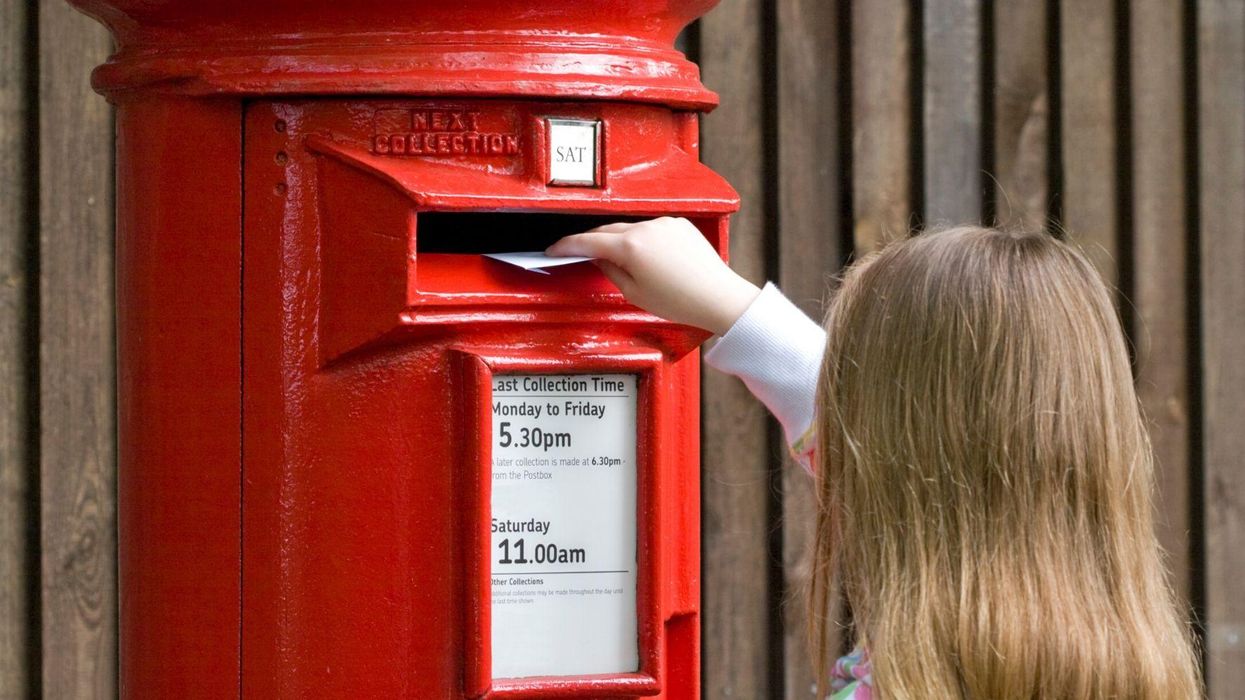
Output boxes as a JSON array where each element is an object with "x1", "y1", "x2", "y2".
[{"x1": 809, "y1": 227, "x2": 1201, "y2": 698}]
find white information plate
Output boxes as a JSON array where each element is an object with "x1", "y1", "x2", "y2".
[
  {"x1": 546, "y1": 118, "x2": 600, "y2": 186},
  {"x1": 490, "y1": 374, "x2": 638, "y2": 679}
]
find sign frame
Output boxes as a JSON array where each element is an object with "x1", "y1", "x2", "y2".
[
  {"x1": 452, "y1": 346, "x2": 666, "y2": 699},
  {"x1": 544, "y1": 117, "x2": 602, "y2": 187}
]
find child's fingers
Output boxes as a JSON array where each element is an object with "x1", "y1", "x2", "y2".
[
  {"x1": 546, "y1": 231, "x2": 627, "y2": 261},
  {"x1": 592, "y1": 259, "x2": 634, "y2": 295},
  {"x1": 549, "y1": 222, "x2": 635, "y2": 255},
  {"x1": 584, "y1": 222, "x2": 635, "y2": 233}
]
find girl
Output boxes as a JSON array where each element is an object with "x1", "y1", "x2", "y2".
[{"x1": 547, "y1": 220, "x2": 1202, "y2": 699}]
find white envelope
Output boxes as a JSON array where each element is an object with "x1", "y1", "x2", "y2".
[{"x1": 483, "y1": 251, "x2": 594, "y2": 275}]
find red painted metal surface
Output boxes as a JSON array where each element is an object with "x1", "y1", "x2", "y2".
[
  {"x1": 114, "y1": 97, "x2": 243, "y2": 698},
  {"x1": 71, "y1": 1, "x2": 736, "y2": 697},
  {"x1": 70, "y1": 0, "x2": 718, "y2": 109}
]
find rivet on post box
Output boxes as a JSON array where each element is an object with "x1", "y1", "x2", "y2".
[{"x1": 71, "y1": 1, "x2": 738, "y2": 697}]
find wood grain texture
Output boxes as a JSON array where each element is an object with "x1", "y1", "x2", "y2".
[
  {"x1": 852, "y1": 0, "x2": 912, "y2": 254},
  {"x1": 1, "y1": 0, "x2": 35, "y2": 695},
  {"x1": 1198, "y1": 0, "x2": 1245, "y2": 693},
  {"x1": 699, "y1": 1, "x2": 774, "y2": 696},
  {"x1": 1128, "y1": 0, "x2": 1192, "y2": 606},
  {"x1": 992, "y1": 0, "x2": 1049, "y2": 230},
  {"x1": 38, "y1": 2, "x2": 116, "y2": 697},
  {"x1": 776, "y1": 0, "x2": 842, "y2": 694},
  {"x1": 1059, "y1": 0, "x2": 1119, "y2": 286},
  {"x1": 922, "y1": 0, "x2": 983, "y2": 225}
]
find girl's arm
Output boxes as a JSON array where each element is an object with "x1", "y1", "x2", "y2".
[
  {"x1": 702, "y1": 282, "x2": 824, "y2": 472},
  {"x1": 547, "y1": 217, "x2": 826, "y2": 472}
]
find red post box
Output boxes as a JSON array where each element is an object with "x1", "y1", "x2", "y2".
[{"x1": 71, "y1": 1, "x2": 737, "y2": 697}]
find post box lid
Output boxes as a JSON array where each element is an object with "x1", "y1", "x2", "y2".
[
  {"x1": 70, "y1": 0, "x2": 720, "y2": 110},
  {"x1": 306, "y1": 134, "x2": 740, "y2": 214}
]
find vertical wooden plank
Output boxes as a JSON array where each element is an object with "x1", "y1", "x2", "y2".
[
  {"x1": 923, "y1": 0, "x2": 983, "y2": 225},
  {"x1": 777, "y1": 0, "x2": 842, "y2": 695},
  {"x1": 699, "y1": 0, "x2": 773, "y2": 695},
  {"x1": 1060, "y1": 0, "x2": 1119, "y2": 286},
  {"x1": 1129, "y1": 0, "x2": 1191, "y2": 605},
  {"x1": 992, "y1": 0, "x2": 1049, "y2": 230},
  {"x1": 852, "y1": 0, "x2": 912, "y2": 253},
  {"x1": 38, "y1": 2, "x2": 116, "y2": 697},
  {"x1": 1, "y1": 0, "x2": 35, "y2": 694},
  {"x1": 1198, "y1": 0, "x2": 1245, "y2": 693}
]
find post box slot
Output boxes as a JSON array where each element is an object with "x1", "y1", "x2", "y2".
[
  {"x1": 409, "y1": 213, "x2": 727, "y2": 301},
  {"x1": 415, "y1": 212, "x2": 647, "y2": 254},
  {"x1": 309, "y1": 130, "x2": 735, "y2": 361}
]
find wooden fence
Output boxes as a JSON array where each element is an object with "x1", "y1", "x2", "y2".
[{"x1": 1, "y1": 0, "x2": 1242, "y2": 698}]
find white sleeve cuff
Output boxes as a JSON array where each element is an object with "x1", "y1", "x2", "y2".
[{"x1": 702, "y1": 282, "x2": 826, "y2": 448}]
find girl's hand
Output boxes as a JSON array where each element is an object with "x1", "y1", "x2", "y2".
[{"x1": 546, "y1": 217, "x2": 760, "y2": 335}]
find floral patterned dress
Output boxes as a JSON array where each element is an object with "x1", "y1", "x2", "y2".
[
  {"x1": 792, "y1": 424, "x2": 874, "y2": 698},
  {"x1": 829, "y1": 645, "x2": 873, "y2": 699}
]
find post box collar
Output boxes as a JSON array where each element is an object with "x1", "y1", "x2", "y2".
[{"x1": 68, "y1": 0, "x2": 721, "y2": 109}]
